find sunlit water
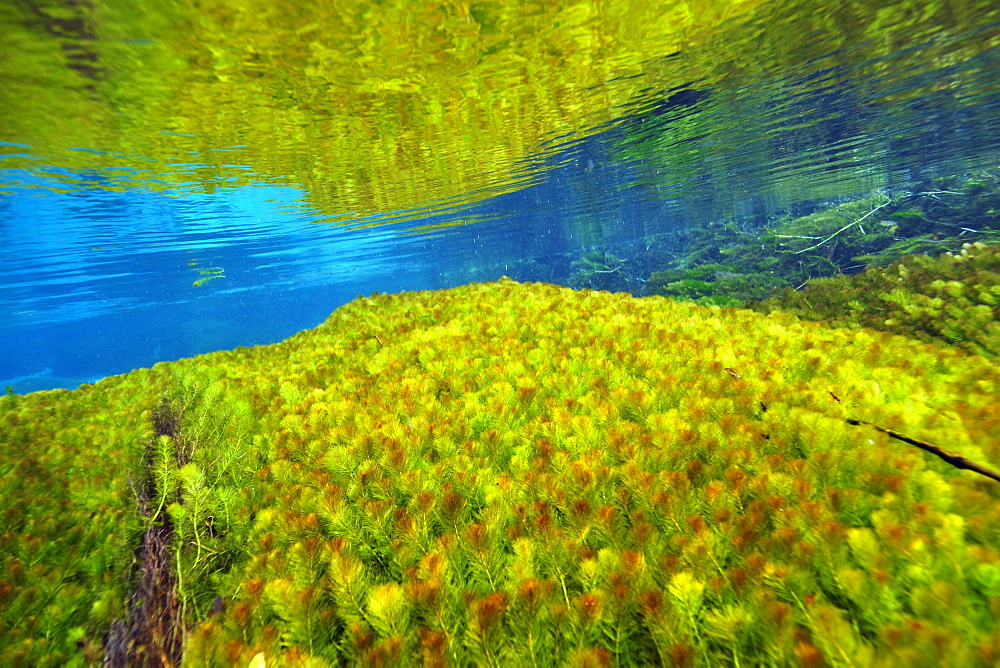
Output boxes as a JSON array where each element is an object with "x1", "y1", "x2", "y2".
[{"x1": 2, "y1": 0, "x2": 999, "y2": 392}]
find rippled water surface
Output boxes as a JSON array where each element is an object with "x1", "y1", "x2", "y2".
[{"x1": 2, "y1": 0, "x2": 999, "y2": 391}]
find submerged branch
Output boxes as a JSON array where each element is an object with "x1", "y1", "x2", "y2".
[
  {"x1": 792, "y1": 197, "x2": 894, "y2": 254},
  {"x1": 846, "y1": 418, "x2": 1000, "y2": 484}
]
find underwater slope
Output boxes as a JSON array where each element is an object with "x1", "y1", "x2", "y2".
[{"x1": 1, "y1": 278, "x2": 999, "y2": 665}]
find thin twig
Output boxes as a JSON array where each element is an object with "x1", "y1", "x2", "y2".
[
  {"x1": 793, "y1": 197, "x2": 894, "y2": 254},
  {"x1": 846, "y1": 418, "x2": 1000, "y2": 484}
]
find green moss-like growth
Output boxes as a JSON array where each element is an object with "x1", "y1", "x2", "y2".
[
  {"x1": 2, "y1": 279, "x2": 1000, "y2": 665},
  {"x1": 751, "y1": 241, "x2": 1000, "y2": 359},
  {"x1": 0, "y1": 382, "x2": 155, "y2": 665}
]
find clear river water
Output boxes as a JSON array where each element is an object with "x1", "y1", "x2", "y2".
[{"x1": 1, "y1": 0, "x2": 999, "y2": 392}]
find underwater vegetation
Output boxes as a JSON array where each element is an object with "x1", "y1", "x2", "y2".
[
  {"x1": 567, "y1": 251, "x2": 638, "y2": 294},
  {"x1": 751, "y1": 241, "x2": 1000, "y2": 360},
  {"x1": 646, "y1": 169, "x2": 1000, "y2": 306},
  {"x1": 2, "y1": 278, "x2": 1000, "y2": 665}
]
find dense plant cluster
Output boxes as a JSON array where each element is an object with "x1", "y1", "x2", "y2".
[
  {"x1": 2, "y1": 278, "x2": 1000, "y2": 665},
  {"x1": 0, "y1": 381, "x2": 156, "y2": 663},
  {"x1": 751, "y1": 242, "x2": 1000, "y2": 359}
]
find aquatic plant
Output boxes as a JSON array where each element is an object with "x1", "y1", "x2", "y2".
[
  {"x1": 0, "y1": 380, "x2": 157, "y2": 665},
  {"x1": 2, "y1": 278, "x2": 999, "y2": 665},
  {"x1": 751, "y1": 241, "x2": 1000, "y2": 359},
  {"x1": 568, "y1": 251, "x2": 639, "y2": 293},
  {"x1": 647, "y1": 169, "x2": 1000, "y2": 305}
]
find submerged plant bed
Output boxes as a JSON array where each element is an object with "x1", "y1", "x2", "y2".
[
  {"x1": 751, "y1": 241, "x2": 1000, "y2": 360},
  {"x1": 2, "y1": 279, "x2": 999, "y2": 666},
  {"x1": 645, "y1": 169, "x2": 1000, "y2": 306}
]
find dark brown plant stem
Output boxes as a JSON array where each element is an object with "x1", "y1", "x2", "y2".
[
  {"x1": 105, "y1": 402, "x2": 188, "y2": 666},
  {"x1": 846, "y1": 418, "x2": 1000, "y2": 484}
]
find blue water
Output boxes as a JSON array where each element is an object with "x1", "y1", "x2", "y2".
[
  {"x1": 0, "y1": 171, "x2": 441, "y2": 390},
  {"x1": 3, "y1": 5, "x2": 1000, "y2": 393},
  {"x1": 0, "y1": 143, "x2": 680, "y2": 391}
]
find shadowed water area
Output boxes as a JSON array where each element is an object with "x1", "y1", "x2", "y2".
[{"x1": 2, "y1": 0, "x2": 999, "y2": 390}]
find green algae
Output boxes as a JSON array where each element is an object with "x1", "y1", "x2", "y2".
[{"x1": 1, "y1": 279, "x2": 999, "y2": 665}]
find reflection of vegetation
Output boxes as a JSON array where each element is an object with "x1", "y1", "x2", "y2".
[
  {"x1": 613, "y1": 1, "x2": 1000, "y2": 226},
  {"x1": 0, "y1": 0, "x2": 761, "y2": 218},
  {"x1": 5, "y1": 0, "x2": 998, "y2": 226},
  {"x1": 751, "y1": 241, "x2": 1000, "y2": 359},
  {"x1": 3, "y1": 279, "x2": 999, "y2": 664},
  {"x1": 645, "y1": 170, "x2": 1000, "y2": 306}
]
